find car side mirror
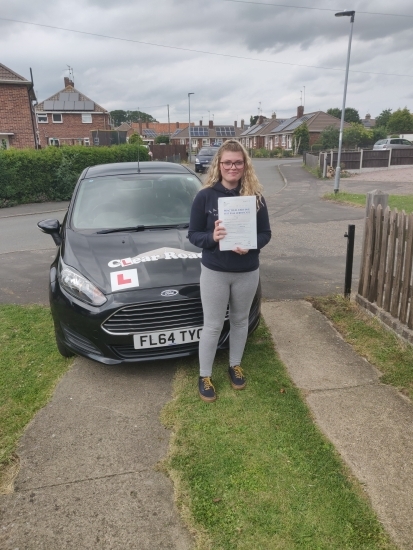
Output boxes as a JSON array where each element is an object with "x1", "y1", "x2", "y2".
[{"x1": 38, "y1": 219, "x2": 62, "y2": 246}]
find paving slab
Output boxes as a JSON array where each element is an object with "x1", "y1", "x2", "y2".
[
  {"x1": 0, "y1": 358, "x2": 193, "y2": 550},
  {"x1": 262, "y1": 299, "x2": 413, "y2": 550}
]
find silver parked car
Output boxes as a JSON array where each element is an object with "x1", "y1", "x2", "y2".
[{"x1": 373, "y1": 138, "x2": 413, "y2": 150}]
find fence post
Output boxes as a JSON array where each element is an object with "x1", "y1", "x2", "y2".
[
  {"x1": 388, "y1": 148, "x2": 392, "y2": 168},
  {"x1": 344, "y1": 225, "x2": 355, "y2": 298},
  {"x1": 365, "y1": 189, "x2": 388, "y2": 218},
  {"x1": 323, "y1": 153, "x2": 327, "y2": 178},
  {"x1": 359, "y1": 148, "x2": 363, "y2": 172}
]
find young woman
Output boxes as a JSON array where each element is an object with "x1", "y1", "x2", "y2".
[{"x1": 188, "y1": 140, "x2": 271, "y2": 402}]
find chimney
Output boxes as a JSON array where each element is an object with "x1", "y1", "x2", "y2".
[
  {"x1": 145, "y1": 122, "x2": 149, "y2": 128},
  {"x1": 64, "y1": 76, "x2": 74, "y2": 87},
  {"x1": 297, "y1": 105, "x2": 304, "y2": 118},
  {"x1": 258, "y1": 115, "x2": 264, "y2": 125},
  {"x1": 234, "y1": 121, "x2": 237, "y2": 128},
  {"x1": 365, "y1": 113, "x2": 371, "y2": 120},
  {"x1": 209, "y1": 120, "x2": 213, "y2": 129},
  {"x1": 272, "y1": 112, "x2": 276, "y2": 119},
  {"x1": 241, "y1": 119, "x2": 244, "y2": 129},
  {"x1": 176, "y1": 122, "x2": 180, "y2": 128},
  {"x1": 199, "y1": 120, "x2": 202, "y2": 126}
]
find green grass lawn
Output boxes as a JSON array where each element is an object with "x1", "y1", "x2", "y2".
[
  {"x1": 0, "y1": 304, "x2": 72, "y2": 492},
  {"x1": 323, "y1": 192, "x2": 413, "y2": 213},
  {"x1": 161, "y1": 321, "x2": 396, "y2": 549},
  {"x1": 310, "y1": 295, "x2": 413, "y2": 402}
]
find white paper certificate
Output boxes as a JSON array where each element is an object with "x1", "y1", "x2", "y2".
[{"x1": 218, "y1": 196, "x2": 257, "y2": 251}]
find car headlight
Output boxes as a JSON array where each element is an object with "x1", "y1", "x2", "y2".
[
  {"x1": 195, "y1": 158, "x2": 199, "y2": 163},
  {"x1": 59, "y1": 262, "x2": 107, "y2": 306}
]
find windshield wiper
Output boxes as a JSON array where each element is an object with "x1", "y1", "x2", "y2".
[
  {"x1": 96, "y1": 225, "x2": 145, "y2": 234},
  {"x1": 144, "y1": 223, "x2": 189, "y2": 230}
]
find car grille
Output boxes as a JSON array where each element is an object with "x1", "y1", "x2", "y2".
[
  {"x1": 111, "y1": 342, "x2": 200, "y2": 360},
  {"x1": 102, "y1": 297, "x2": 205, "y2": 335}
]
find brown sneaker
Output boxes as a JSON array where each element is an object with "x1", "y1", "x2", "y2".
[
  {"x1": 198, "y1": 377, "x2": 217, "y2": 402},
  {"x1": 228, "y1": 366, "x2": 246, "y2": 390}
]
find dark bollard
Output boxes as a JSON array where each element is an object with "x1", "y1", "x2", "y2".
[{"x1": 344, "y1": 224, "x2": 355, "y2": 299}]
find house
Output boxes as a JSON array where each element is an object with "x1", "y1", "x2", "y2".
[
  {"x1": 116, "y1": 121, "x2": 195, "y2": 145},
  {"x1": 361, "y1": 113, "x2": 376, "y2": 129},
  {"x1": 35, "y1": 77, "x2": 111, "y2": 147},
  {"x1": 170, "y1": 120, "x2": 246, "y2": 151},
  {"x1": 269, "y1": 106, "x2": 350, "y2": 150},
  {"x1": 239, "y1": 114, "x2": 285, "y2": 149},
  {"x1": 0, "y1": 63, "x2": 38, "y2": 149}
]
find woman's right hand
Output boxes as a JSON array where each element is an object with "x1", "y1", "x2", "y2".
[{"x1": 213, "y1": 219, "x2": 226, "y2": 242}]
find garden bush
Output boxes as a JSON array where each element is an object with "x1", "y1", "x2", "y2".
[{"x1": 0, "y1": 144, "x2": 148, "y2": 208}]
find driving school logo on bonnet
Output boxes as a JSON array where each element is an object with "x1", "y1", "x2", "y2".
[{"x1": 108, "y1": 247, "x2": 202, "y2": 269}]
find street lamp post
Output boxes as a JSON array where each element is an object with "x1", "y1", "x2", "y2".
[
  {"x1": 334, "y1": 10, "x2": 355, "y2": 194},
  {"x1": 188, "y1": 92, "x2": 194, "y2": 163}
]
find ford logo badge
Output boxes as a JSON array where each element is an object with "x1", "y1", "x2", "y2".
[{"x1": 161, "y1": 289, "x2": 178, "y2": 297}]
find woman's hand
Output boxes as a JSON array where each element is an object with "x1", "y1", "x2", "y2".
[
  {"x1": 213, "y1": 220, "x2": 226, "y2": 242},
  {"x1": 233, "y1": 247, "x2": 249, "y2": 255}
]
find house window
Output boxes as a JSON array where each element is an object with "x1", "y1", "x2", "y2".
[
  {"x1": 274, "y1": 136, "x2": 279, "y2": 145},
  {"x1": 49, "y1": 138, "x2": 60, "y2": 146},
  {"x1": 180, "y1": 139, "x2": 185, "y2": 145},
  {"x1": 202, "y1": 138, "x2": 210, "y2": 145},
  {"x1": 84, "y1": 138, "x2": 90, "y2": 146},
  {"x1": 52, "y1": 113, "x2": 63, "y2": 123},
  {"x1": 281, "y1": 135, "x2": 286, "y2": 146},
  {"x1": 82, "y1": 114, "x2": 92, "y2": 123},
  {"x1": 1, "y1": 137, "x2": 9, "y2": 150},
  {"x1": 37, "y1": 113, "x2": 48, "y2": 123}
]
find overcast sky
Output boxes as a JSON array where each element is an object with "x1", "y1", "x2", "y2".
[{"x1": 1, "y1": 0, "x2": 412, "y2": 125}]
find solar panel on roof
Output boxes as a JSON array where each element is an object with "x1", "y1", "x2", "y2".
[
  {"x1": 53, "y1": 100, "x2": 65, "y2": 110},
  {"x1": 216, "y1": 127, "x2": 235, "y2": 137},
  {"x1": 68, "y1": 93, "x2": 79, "y2": 101},
  {"x1": 63, "y1": 101, "x2": 75, "y2": 110},
  {"x1": 271, "y1": 117, "x2": 296, "y2": 133},
  {"x1": 286, "y1": 114, "x2": 315, "y2": 131},
  {"x1": 74, "y1": 101, "x2": 85, "y2": 110},
  {"x1": 143, "y1": 129, "x2": 157, "y2": 138},
  {"x1": 43, "y1": 100, "x2": 55, "y2": 110},
  {"x1": 59, "y1": 93, "x2": 70, "y2": 101},
  {"x1": 84, "y1": 101, "x2": 94, "y2": 111},
  {"x1": 191, "y1": 127, "x2": 209, "y2": 137},
  {"x1": 171, "y1": 129, "x2": 182, "y2": 138}
]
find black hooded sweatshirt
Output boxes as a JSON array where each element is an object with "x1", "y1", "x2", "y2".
[{"x1": 188, "y1": 181, "x2": 271, "y2": 272}]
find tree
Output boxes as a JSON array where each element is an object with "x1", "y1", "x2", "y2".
[
  {"x1": 292, "y1": 123, "x2": 310, "y2": 154},
  {"x1": 327, "y1": 107, "x2": 361, "y2": 123},
  {"x1": 128, "y1": 133, "x2": 144, "y2": 145},
  {"x1": 387, "y1": 108, "x2": 413, "y2": 134},
  {"x1": 342, "y1": 123, "x2": 371, "y2": 148},
  {"x1": 317, "y1": 126, "x2": 339, "y2": 149},
  {"x1": 155, "y1": 135, "x2": 170, "y2": 144},
  {"x1": 250, "y1": 115, "x2": 259, "y2": 126},
  {"x1": 110, "y1": 109, "x2": 157, "y2": 127},
  {"x1": 375, "y1": 108, "x2": 392, "y2": 128}
]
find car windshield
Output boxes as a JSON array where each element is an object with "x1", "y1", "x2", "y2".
[
  {"x1": 375, "y1": 140, "x2": 387, "y2": 145},
  {"x1": 199, "y1": 148, "x2": 216, "y2": 156},
  {"x1": 71, "y1": 173, "x2": 202, "y2": 230}
]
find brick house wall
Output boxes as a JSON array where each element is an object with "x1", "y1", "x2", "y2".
[
  {"x1": 0, "y1": 83, "x2": 37, "y2": 149},
  {"x1": 37, "y1": 112, "x2": 110, "y2": 148}
]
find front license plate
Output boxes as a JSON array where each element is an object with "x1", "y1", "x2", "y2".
[{"x1": 133, "y1": 327, "x2": 203, "y2": 349}]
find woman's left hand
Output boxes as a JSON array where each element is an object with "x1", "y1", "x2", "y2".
[{"x1": 233, "y1": 247, "x2": 249, "y2": 255}]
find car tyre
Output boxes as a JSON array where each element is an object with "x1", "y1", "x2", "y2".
[{"x1": 55, "y1": 330, "x2": 75, "y2": 358}]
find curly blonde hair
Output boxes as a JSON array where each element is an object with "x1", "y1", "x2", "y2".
[{"x1": 203, "y1": 140, "x2": 263, "y2": 200}]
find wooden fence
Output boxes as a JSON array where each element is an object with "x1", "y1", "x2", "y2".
[
  {"x1": 358, "y1": 204, "x2": 413, "y2": 329},
  {"x1": 315, "y1": 148, "x2": 413, "y2": 170}
]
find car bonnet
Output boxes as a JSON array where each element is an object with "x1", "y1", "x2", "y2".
[{"x1": 62, "y1": 228, "x2": 202, "y2": 294}]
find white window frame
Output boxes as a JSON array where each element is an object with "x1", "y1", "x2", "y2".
[
  {"x1": 52, "y1": 113, "x2": 63, "y2": 123},
  {"x1": 202, "y1": 138, "x2": 210, "y2": 145},
  {"x1": 1, "y1": 137, "x2": 10, "y2": 150},
  {"x1": 37, "y1": 113, "x2": 48, "y2": 123},
  {"x1": 84, "y1": 138, "x2": 90, "y2": 146},
  {"x1": 180, "y1": 139, "x2": 185, "y2": 145},
  {"x1": 281, "y1": 135, "x2": 286, "y2": 146},
  {"x1": 82, "y1": 113, "x2": 92, "y2": 124},
  {"x1": 49, "y1": 138, "x2": 60, "y2": 146}
]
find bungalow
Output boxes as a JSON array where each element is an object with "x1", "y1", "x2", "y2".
[
  {"x1": 170, "y1": 120, "x2": 245, "y2": 151},
  {"x1": 269, "y1": 106, "x2": 350, "y2": 150},
  {"x1": 239, "y1": 115, "x2": 286, "y2": 149},
  {"x1": 0, "y1": 63, "x2": 38, "y2": 149}
]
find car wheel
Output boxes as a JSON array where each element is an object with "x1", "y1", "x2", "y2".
[{"x1": 55, "y1": 330, "x2": 75, "y2": 358}]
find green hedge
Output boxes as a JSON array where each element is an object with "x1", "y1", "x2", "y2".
[{"x1": 0, "y1": 144, "x2": 149, "y2": 208}]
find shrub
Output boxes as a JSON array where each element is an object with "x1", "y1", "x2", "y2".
[{"x1": 0, "y1": 144, "x2": 148, "y2": 207}]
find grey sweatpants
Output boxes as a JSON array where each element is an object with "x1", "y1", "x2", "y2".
[{"x1": 199, "y1": 264, "x2": 260, "y2": 377}]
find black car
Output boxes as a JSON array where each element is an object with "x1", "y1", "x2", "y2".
[
  {"x1": 195, "y1": 147, "x2": 217, "y2": 173},
  {"x1": 38, "y1": 162, "x2": 261, "y2": 365}
]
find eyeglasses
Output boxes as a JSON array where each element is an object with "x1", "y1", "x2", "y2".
[{"x1": 220, "y1": 161, "x2": 244, "y2": 169}]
